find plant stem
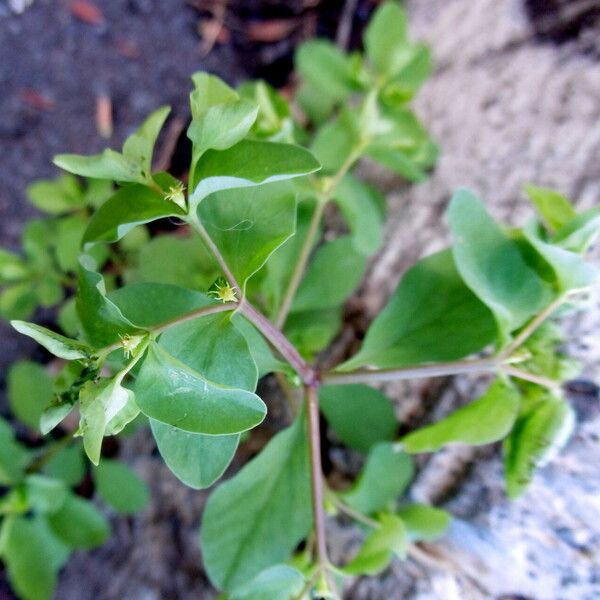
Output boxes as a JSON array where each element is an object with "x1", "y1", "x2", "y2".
[
  {"x1": 241, "y1": 300, "x2": 317, "y2": 385},
  {"x1": 503, "y1": 366, "x2": 561, "y2": 391},
  {"x1": 500, "y1": 294, "x2": 567, "y2": 359},
  {"x1": 187, "y1": 209, "x2": 317, "y2": 384},
  {"x1": 275, "y1": 145, "x2": 364, "y2": 329},
  {"x1": 322, "y1": 357, "x2": 499, "y2": 385},
  {"x1": 304, "y1": 384, "x2": 330, "y2": 576},
  {"x1": 100, "y1": 302, "x2": 237, "y2": 355},
  {"x1": 330, "y1": 493, "x2": 379, "y2": 529},
  {"x1": 153, "y1": 302, "x2": 237, "y2": 335},
  {"x1": 187, "y1": 215, "x2": 241, "y2": 294},
  {"x1": 275, "y1": 199, "x2": 326, "y2": 329}
]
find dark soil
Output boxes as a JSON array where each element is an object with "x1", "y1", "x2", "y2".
[{"x1": 0, "y1": 0, "x2": 377, "y2": 377}]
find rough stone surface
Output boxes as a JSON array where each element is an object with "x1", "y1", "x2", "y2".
[{"x1": 350, "y1": 1, "x2": 600, "y2": 598}]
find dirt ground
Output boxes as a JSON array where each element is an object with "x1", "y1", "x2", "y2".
[{"x1": 1, "y1": 0, "x2": 600, "y2": 599}]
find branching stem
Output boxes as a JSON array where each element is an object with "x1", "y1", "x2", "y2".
[
  {"x1": 304, "y1": 384, "x2": 333, "y2": 587},
  {"x1": 322, "y1": 357, "x2": 499, "y2": 385},
  {"x1": 180, "y1": 183, "x2": 564, "y2": 591},
  {"x1": 503, "y1": 366, "x2": 561, "y2": 391},
  {"x1": 499, "y1": 294, "x2": 567, "y2": 359},
  {"x1": 241, "y1": 300, "x2": 316, "y2": 385}
]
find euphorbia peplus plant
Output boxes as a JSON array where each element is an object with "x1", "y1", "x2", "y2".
[{"x1": 7, "y1": 2, "x2": 600, "y2": 599}]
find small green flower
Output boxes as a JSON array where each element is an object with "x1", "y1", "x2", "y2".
[{"x1": 163, "y1": 181, "x2": 186, "y2": 211}]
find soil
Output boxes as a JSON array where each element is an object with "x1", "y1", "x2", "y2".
[{"x1": 0, "y1": 0, "x2": 372, "y2": 376}]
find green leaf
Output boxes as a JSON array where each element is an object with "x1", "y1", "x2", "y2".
[
  {"x1": 35, "y1": 275, "x2": 64, "y2": 308},
  {"x1": 159, "y1": 311, "x2": 258, "y2": 390},
  {"x1": 0, "y1": 249, "x2": 29, "y2": 282},
  {"x1": 0, "y1": 282, "x2": 37, "y2": 320},
  {"x1": 124, "y1": 233, "x2": 218, "y2": 289},
  {"x1": 54, "y1": 215, "x2": 84, "y2": 272},
  {"x1": 150, "y1": 420, "x2": 239, "y2": 489},
  {"x1": 83, "y1": 183, "x2": 185, "y2": 248},
  {"x1": 552, "y1": 207, "x2": 600, "y2": 253},
  {"x1": 26, "y1": 174, "x2": 84, "y2": 214},
  {"x1": 319, "y1": 385, "x2": 397, "y2": 453},
  {"x1": 93, "y1": 459, "x2": 150, "y2": 514},
  {"x1": 365, "y1": 1, "x2": 408, "y2": 77},
  {"x1": 333, "y1": 174, "x2": 384, "y2": 256},
  {"x1": 448, "y1": 189, "x2": 553, "y2": 334},
  {"x1": 291, "y1": 236, "x2": 368, "y2": 313},
  {"x1": 343, "y1": 513, "x2": 407, "y2": 576},
  {"x1": 7, "y1": 360, "x2": 54, "y2": 430},
  {"x1": 400, "y1": 379, "x2": 521, "y2": 453},
  {"x1": 198, "y1": 181, "x2": 297, "y2": 287},
  {"x1": 504, "y1": 391, "x2": 574, "y2": 498},
  {"x1": 262, "y1": 200, "x2": 320, "y2": 318},
  {"x1": 11, "y1": 320, "x2": 91, "y2": 360},
  {"x1": 136, "y1": 311, "x2": 261, "y2": 432},
  {"x1": 311, "y1": 110, "x2": 361, "y2": 173},
  {"x1": 284, "y1": 307, "x2": 342, "y2": 359},
  {"x1": 122, "y1": 106, "x2": 171, "y2": 178},
  {"x1": 57, "y1": 297, "x2": 79, "y2": 337},
  {"x1": 79, "y1": 369, "x2": 139, "y2": 465},
  {"x1": 40, "y1": 404, "x2": 74, "y2": 436},
  {"x1": 340, "y1": 250, "x2": 497, "y2": 371},
  {"x1": 239, "y1": 80, "x2": 293, "y2": 141},
  {"x1": 55, "y1": 214, "x2": 109, "y2": 274},
  {"x1": 47, "y1": 493, "x2": 110, "y2": 549},
  {"x1": 54, "y1": 106, "x2": 170, "y2": 184},
  {"x1": 76, "y1": 257, "x2": 140, "y2": 347},
  {"x1": 22, "y1": 218, "x2": 54, "y2": 267},
  {"x1": 109, "y1": 282, "x2": 214, "y2": 328},
  {"x1": 83, "y1": 178, "x2": 114, "y2": 208},
  {"x1": 397, "y1": 504, "x2": 451, "y2": 541},
  {"x1": 43, "y1": 446, "x2": 85, "y2": 487},
  {"x1": 521, "y1": 220, "x2": 598, "y2": 292},
  {"x1": 233, "y1": 315, "x2": 288, "y2": 377},
  {"x1": 343, "y1": 443, "x2": 413, "y2": 515},
  {"x1": 189, "y1": 140, "x2": 320, "y2": 210},
  {"x1": 54, "y1": 148, "x2": 144, "y2": 184},
  {"x1": 0, "y1": 515, "x2": 70, "y2": 600},
  {"x1": 24, "y1": 475, "x2": 68, "y2": 514},
  {"x1": 381, "y1": 44, "x2": 433, "y2": 104},
  {"x1": 230, "y1": 565, "x2": 306, "y2": 600},
  {"x1": 296, "y1": 81, "x2": 338, "y2": 125},
  {"x1": 519, "y1": 322, "x2": 580, "y2": 382},
  {"x1": 142, "y1": 308, "x2": 259, "y2": 485},
  {"x1": 296, "y1": 40, "x2": 360, "y2": 103},
  {"x1": 201, "y1": 416, "x2": 311, "y2": 591},
  {"x1": 136, "y1": 342, "x2": 264, "y2": 435},
  {"x1": 364, "y1": 104, "x2": 437, "y2": 182},
  {"x1": 0, "y1": 417, "x2": 30, "y2": 485},
  {"x1": 188, "y1": 73, "x2": 257, "y2": 158},
  {"x1": 190, "y1": 72, "x2": 238, "y2": 114},
  {"x1": 523, "y1": 185, "x2": 576, "y2": 233},
  {"x1": 119, "y1": 224, "x2": 150, "y2": 252}
]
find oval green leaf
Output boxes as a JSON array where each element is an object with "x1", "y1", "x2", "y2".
[{"x1": 400, "y1": 379, "x2": 521, "y2": 453}]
